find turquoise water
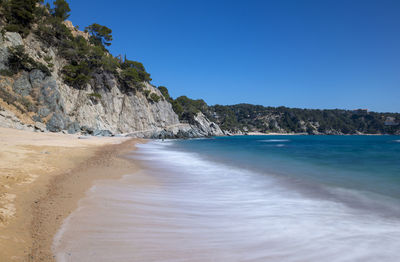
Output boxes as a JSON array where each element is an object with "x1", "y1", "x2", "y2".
[
  {"x1": 55, "y1": 135, "x2": 400, "y2": 262},
  {"x1": 173, "y1": 135, "x2": 400, "y2": 206}
]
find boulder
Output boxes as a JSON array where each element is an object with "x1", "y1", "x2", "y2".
[
  {"x1": 13, "y1": 73, "x2": 32, "y2": 96},
  {"x1": 39, "y1": 77, "x2": 61, "y2": 111},
  {"x1": 29, "y1": 69, "x2": 45, "y2": 89},
  {"x1": 34, "y1": 122, "x2": 47, "y2": 132},
  {"x1": 37, "y1": 107, "x2": 51, "y2": 118},
  {"x1": 67, "y1": 122, "x2": 80, "y2": 134},
  {"x1": 46, "y1": 112, "x2": 66, "y2": 132},
  {"x1": 32, "y1": 115, "x2": 42, "y2": 122},
  {"x1": 4, "y1": 32, "x2": 23, "y2": 46},
  {"x1": 192, "y1": 112, "x2": 224, "y2": 136},
  {"x1": 80, "y1": 125, "x2": 94, "y2": 135},
  {"x1": 93, "y1": 129, "x2": 113, "y2": 137}
]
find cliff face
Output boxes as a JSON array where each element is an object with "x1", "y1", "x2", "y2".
[{"x1": 0, "y1": 31, "x2": 223, "y2": 138}]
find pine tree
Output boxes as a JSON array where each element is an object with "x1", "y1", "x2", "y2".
[
  {"x1": 52, "y1": 0, "x2": 71, "y2": 21},
  {"x1": 85, "y1": 23, "x2": 113, "y2": 47}
]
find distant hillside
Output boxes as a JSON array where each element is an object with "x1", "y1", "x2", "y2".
[
  {"x1": 164, "y1": 93, "x2": 400, "y2": 135},
  {"x1": 207, "y1": 104, "x2": 400, "y2": 135}
]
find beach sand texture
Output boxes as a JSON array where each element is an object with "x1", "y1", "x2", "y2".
[{"x1": 0, "y1": 127, "x2": 141, "y2": 261}]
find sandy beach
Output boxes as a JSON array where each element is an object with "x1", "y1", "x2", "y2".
[{"x1": 0, "y1": 127, "x2": 142, "y2": 261}]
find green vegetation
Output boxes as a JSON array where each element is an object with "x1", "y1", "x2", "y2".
[
  {"x1": 2, "y1": 0, "x2": 40, "y2": 36},
  {"x1": 101, "y1": 55, "x2": 120, "y2": 73},
  {"x1": 174, "y1": 96, "x2": 207, "y2": 122},
  {"x1": 62, "y1": 62, "x2": 91, "y2": 88},
  {"x1": 142, "y1": 89, "x2": 150, "y2": 97},
  {"x1": 85, "y1": 23, "x2": 112, "y2": 47},
  {"x1": 121, "y1": 60, "x2": 151, "y2": 81},
  {"x1": 208, "y1": 104, "x2": 239, "y2": 131},
  {"x1": 157, "y1": 87, "x2": 207, "y2": 123},
  {"x1": 157, "y1": 86, "x2": 400, "y2": 134},
  {"x1": 6, "y1": 45, "x2": 51, "y2": 75},
  {"x1": 88, "y1": 92, "x2": 102, "y2": 99},
  {"x1": 157, "y1": 86, "x2": 170, "y2": 101},
  {"x1": 156, "y1": 86, "x2": 185, "y2": 116},
  {"x1": 207, "y1": 104, "x2": 400, "y2": 135},
  {"x1": 43, "y1": 55, "x2": 52, "y2": 62},
  {"x1": 52, "y1": 0, "x2": 70, "y2": 21},
  {"x1": 1, "y1": 0, "x2": 152, "y2": 91},
  {"x1": 149, "y1": 93, "x2": 160, "y2": 103}
]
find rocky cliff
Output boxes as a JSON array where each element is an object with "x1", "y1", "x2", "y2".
[{"x1": 0, "y1": 31, "x2": 223, "y2": 138}]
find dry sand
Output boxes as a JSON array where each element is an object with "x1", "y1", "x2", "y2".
[{"x1": 0, "y1": 127, "x2": 143, "y2": 261}]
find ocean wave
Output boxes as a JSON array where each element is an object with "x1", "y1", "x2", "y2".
[
  {"x1": 121, "y1": 142, "x2": 400, "y2": 262},
  {"x1": 55, "y1": 141, "x2": 400, "y2": 262},
  {"x1": 259, "y1": 139, "x2": 290, "y2": 142}
]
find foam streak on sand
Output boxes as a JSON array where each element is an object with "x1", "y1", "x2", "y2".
[{"x1": 54, "y1": 141, "x2": 400, "y2": 262}]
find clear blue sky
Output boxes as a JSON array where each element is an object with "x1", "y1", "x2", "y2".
[{"x1": 62, "y1": 0, "x2": 400, "y2": 112}]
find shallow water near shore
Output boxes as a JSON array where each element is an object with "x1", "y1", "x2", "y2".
[{"x1": 54, "y1": 136, "x2": 400, "y2": 262}]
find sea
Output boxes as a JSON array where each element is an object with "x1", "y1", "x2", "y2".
[{"x1": 54, "y1": 135, "x2": 400, "y2": 262}]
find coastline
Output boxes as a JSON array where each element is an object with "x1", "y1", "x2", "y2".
[
  {"x1": 239, "y1": 132, "x2": 392, "y2": 136},
  {"x1": 0, "y1": 127, "x2": 143, "y2": 261},
  {"x1": 50, "y1": 136, "x2": 400, "y2": 261}
]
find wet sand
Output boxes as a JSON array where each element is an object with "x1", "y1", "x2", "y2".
[{"x1": 0, "y1": 127, "x2": 142, "y2": 261}]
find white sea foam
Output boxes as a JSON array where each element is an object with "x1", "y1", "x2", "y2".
[
  {"x1": 260, "y1": 139, "x2": 291, "y2": 142},
  {"x1": 53, "y1": 141, "x2": 400, "y2": 262}
]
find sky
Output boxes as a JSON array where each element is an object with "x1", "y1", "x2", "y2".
[{"x1": 59, "y1": 0, "x2": 399, "y2": 112}]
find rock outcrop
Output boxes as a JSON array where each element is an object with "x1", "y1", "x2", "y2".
[{"x1": 125, "y1": 112, "x2": 224, "y2": 139}]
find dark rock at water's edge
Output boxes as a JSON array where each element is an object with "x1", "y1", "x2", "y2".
[
  {"x1": 93, "y1": 129, "x2": 113, "y2": 137},
  {"x1": 46, "y1": 112, "x2": 67, "y2": 132},
  {"x1": 67, "y1": 122, "x2": 80, "y2": 134}
]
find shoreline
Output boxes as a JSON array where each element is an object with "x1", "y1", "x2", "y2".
[
  {"x1": 231, "y1": 132, "x2": 394, "y2": 136},
  {"x1": 0, "y1": 127, "x2": 144, "y2": 261},
  {"x1": 30, "y1": 139, "x2": 143, "y2": 261}
]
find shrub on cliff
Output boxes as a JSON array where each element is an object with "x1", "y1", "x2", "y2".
[
  {"x1": 149, "y1": 93, "x2": 161, "y2": 103},
  {"x1": 58, "y1": 35, "x2": 89, "y2": 62},
  {"x1": 2, "y1": 0, "x2": 154, "y2": 93},
  {"x1": 6, "y1": 45, "x2": 51, "y2": 75},
  {"x1": 35, "y1": 16, "x2": 73, "y2": 47},
  {"x1": 171, "y1": 100, "x2": 184, "y2": 117},
  {"x1": 119, "y1": 59, "x2": 151, "y2": 90},
  {"x1": 88, "y1": 92, "x2": 101, "y2": 99},
  {"x1": 121, "y1": 60, "x2": 151, "y2": 81},
  {"x1": 158, "y1": 86, "x2": 172, "y2": 102},
  {"x1": 62, "y1": 62, "x2": 92, "y2": 88},
  {"x1": 101, "y1": 55, "x2": 120, "y2": 73}
]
